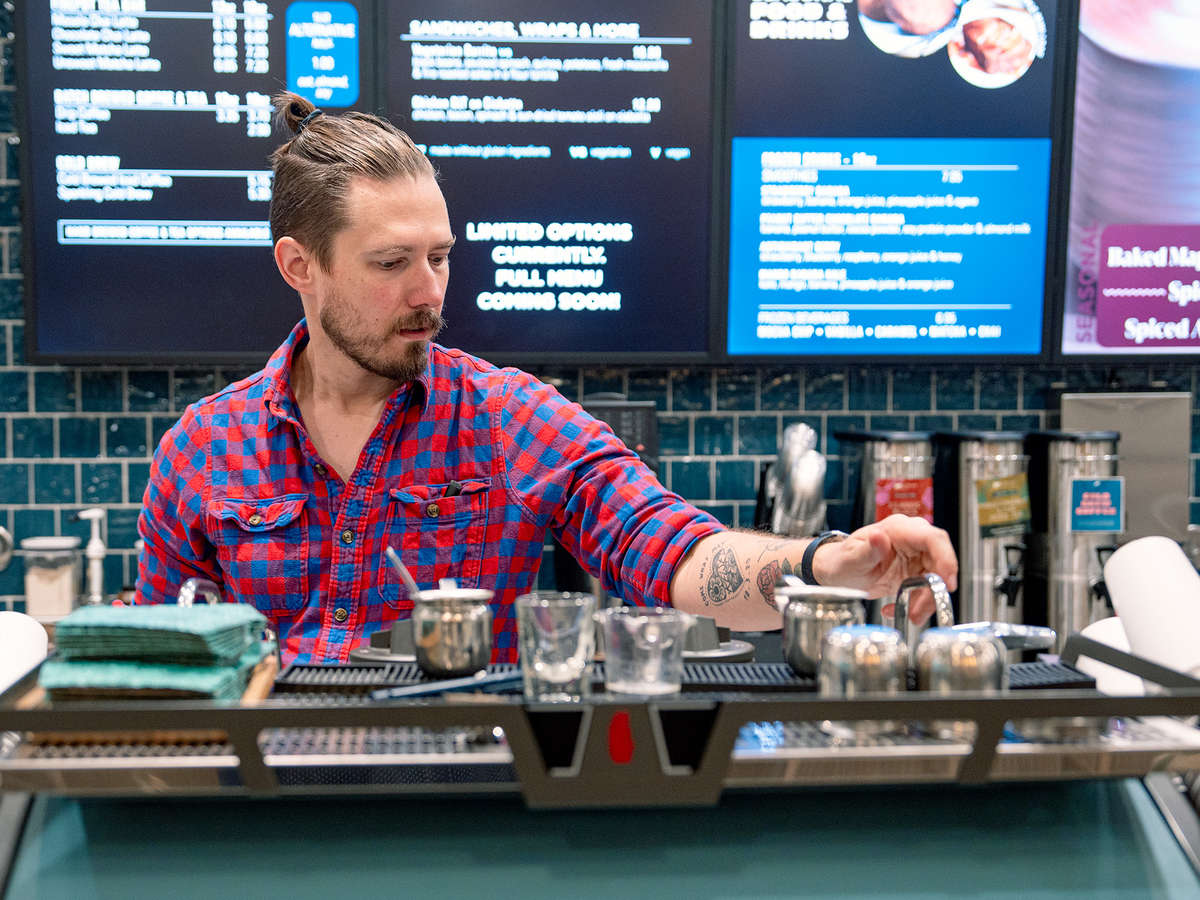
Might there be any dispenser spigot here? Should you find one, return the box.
[994,543,1025,609]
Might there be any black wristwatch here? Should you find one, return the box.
[800,530,848,585]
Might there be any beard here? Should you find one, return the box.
[319,288,446,382]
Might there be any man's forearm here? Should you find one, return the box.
[669,531,820,631]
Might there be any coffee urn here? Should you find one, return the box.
[835,430,935,627]
[1024,430,1122,652]
[835,430,936,532]
[932,431,1030,626]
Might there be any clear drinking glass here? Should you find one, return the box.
[516,592,597,702]
[596,607,695,696]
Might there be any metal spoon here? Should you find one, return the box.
[384,546,421,598]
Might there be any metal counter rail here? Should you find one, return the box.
[2,633,1199,808]
[4,686,1200,808]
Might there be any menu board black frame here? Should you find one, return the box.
[15,0,1081,367]
[717,0,1081,365]
[378,0,723,365]
[16,0,726,367]
[16,0,382,366]
[1052,2,1200,363]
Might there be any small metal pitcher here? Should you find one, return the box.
[776,580,868,676]
[412,588,494,678]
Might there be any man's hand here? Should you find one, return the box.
[812,515,958,619]
[670,515,958,630]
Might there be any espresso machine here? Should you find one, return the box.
[932,431,1030,627]
[1024,430,1122,652]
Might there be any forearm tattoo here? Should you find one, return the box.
[756,543,804,608]
[700,545,745,606]
[695,537,804,610]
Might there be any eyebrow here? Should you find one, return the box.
[366,237,457,256]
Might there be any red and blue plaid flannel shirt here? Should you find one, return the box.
[136,321,724,665]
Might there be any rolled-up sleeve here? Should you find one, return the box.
[496,370,725,606]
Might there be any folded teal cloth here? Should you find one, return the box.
[38,641,274,701]
[54,604,267,666]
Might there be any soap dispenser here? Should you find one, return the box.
[77,507,107,606]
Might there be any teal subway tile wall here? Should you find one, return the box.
[1,19,1198,609]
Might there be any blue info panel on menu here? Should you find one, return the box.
[726,136,1051,357]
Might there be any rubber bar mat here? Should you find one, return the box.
[1008,661,1096,690]
[275,661,1087,696]
[274,663,519,694]
[595,661,818,692]
[276,661,817,694]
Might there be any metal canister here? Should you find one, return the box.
[932,431,1030,626]
[915,626,1007,740]
[819,624,908,739]
[411,588,495,677]
[1025,431,1120,651]
[776,583,868,676]
[834,430,935,532]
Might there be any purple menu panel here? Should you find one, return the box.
[1097,224,1200,349]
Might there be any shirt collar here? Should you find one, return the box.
[262,319,434,426]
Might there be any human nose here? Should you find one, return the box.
[405,259,446,308]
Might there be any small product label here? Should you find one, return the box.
[875,477,934,523]
[1069,477,1125,533]
[976,472,1032,539]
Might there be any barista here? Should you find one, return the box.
[135,93,958,665]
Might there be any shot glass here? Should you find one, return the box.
[516,591,597,702]
[596,607,695,696]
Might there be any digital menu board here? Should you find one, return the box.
[1059,0,1200,358]
[18,0,375,362]
[725,0,1073,359]
[19,0,716,363]
[384,0,716,360]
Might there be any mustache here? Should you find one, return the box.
[393,310,446,335]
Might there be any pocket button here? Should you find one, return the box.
[247,513,264,526]
[425,502,440,518]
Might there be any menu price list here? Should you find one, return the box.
[726,136,1050,357]
[22,0,370,356]
[385,0,715,357]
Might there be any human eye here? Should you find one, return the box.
[377,258,405,271]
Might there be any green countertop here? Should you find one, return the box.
[5,779,1199,899]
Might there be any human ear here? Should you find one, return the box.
[274,236,315,292]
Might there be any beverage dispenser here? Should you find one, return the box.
[932,431,1030,626]
[835,430,936,532]
[1024,431,1122,652]
[835,430,935,628]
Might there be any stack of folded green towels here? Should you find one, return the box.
[39,604,273,702]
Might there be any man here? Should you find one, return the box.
[137,93,957,665]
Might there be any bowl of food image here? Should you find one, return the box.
[857,0,964,58]
[947,0,1046,87]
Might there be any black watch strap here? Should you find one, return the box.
[800,530,848,585]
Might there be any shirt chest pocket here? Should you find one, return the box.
[210,493,310,615]
[376,478,490,610]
